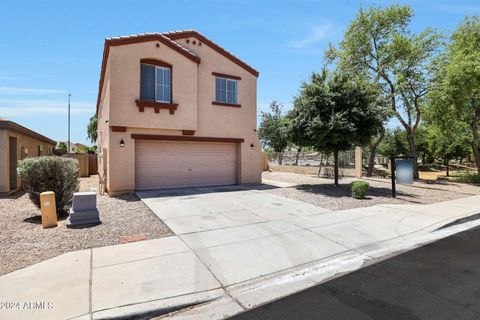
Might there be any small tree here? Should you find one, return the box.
[18,157,80,217]
[378,128,409,157]
[290,70,383,186]
[426,123,470,176]
[57,141,67,151]
[87,114,98,144]
[258,101,290,164]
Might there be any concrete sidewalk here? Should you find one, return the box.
[1,192,480,320]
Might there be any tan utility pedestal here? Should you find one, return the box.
[40,191,57,228]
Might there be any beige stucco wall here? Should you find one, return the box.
[99,37,262,194]
[0,129,55,193]
[97,56,111,189]
[108,43,198,130]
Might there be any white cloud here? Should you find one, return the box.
[289,22,334,49]
[0,99,94,117]
[0,75,21,80]
[0,86,68,95]
[438,4,480,14]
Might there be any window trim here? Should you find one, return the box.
[212,72,241,80]
[140,59,173,104]
[213,73,241,107]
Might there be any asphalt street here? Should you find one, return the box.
[230,226,480,320]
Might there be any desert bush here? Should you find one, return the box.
[455,172,480,184]
[18,156,79,216]
[352,181,369,199]
[378,170,388,178]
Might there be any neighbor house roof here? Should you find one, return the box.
[0,118,56,145]
[96,30,259,114]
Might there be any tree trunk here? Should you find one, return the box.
[366,129,385,177]
[295,148,302,166]
[471,141,480,175]
[406,133,419,179]
[317,154,323,177]
[334,151,339,186]
[445,157,450,177]
[278,152,283,165]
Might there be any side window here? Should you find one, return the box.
[140,62,172,103]
[215,77,238,104]
[226,79,237,104]
[155,67,171,103]
[215,77,226,102]
[38,145,43,156]
[140,64,155,101]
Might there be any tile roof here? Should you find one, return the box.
[96,30,259,113]
[0,119,56,145]
[105,32,200,63]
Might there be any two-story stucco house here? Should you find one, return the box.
[96,30,263,195]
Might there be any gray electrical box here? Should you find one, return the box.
[66,192,101,228]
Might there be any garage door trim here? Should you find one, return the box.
[135,140,238,190]
[131,134,244,143]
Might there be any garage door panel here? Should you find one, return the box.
[135,141,237,190]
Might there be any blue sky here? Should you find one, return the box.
[1,0,479,145]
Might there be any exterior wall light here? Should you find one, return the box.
[120,139,125,147]
[250,143,255,150]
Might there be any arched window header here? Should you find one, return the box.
[140,58,172,68]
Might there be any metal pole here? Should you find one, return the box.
[68,93,71,153]
[390,156,396,198]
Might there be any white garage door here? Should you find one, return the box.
[135,140,237,190]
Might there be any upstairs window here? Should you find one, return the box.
[140,61,172,103]
[215,77,238,104]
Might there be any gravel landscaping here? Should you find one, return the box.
[0,190,173,276]
[264,171,480,211]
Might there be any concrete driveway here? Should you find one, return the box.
[137,185,331,235]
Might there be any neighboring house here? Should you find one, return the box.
[0,118,56,193]
[96,30,263,195]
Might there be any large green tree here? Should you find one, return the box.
[258,101,290,164]
[290,70,383,185]
[87,114,98,144]
[428,16,480,173]
[328,5,441,178]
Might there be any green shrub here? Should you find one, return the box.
[455,172,480,184]
[352,181,369,199]
[18,156,80,216]
[378,170,388,178]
